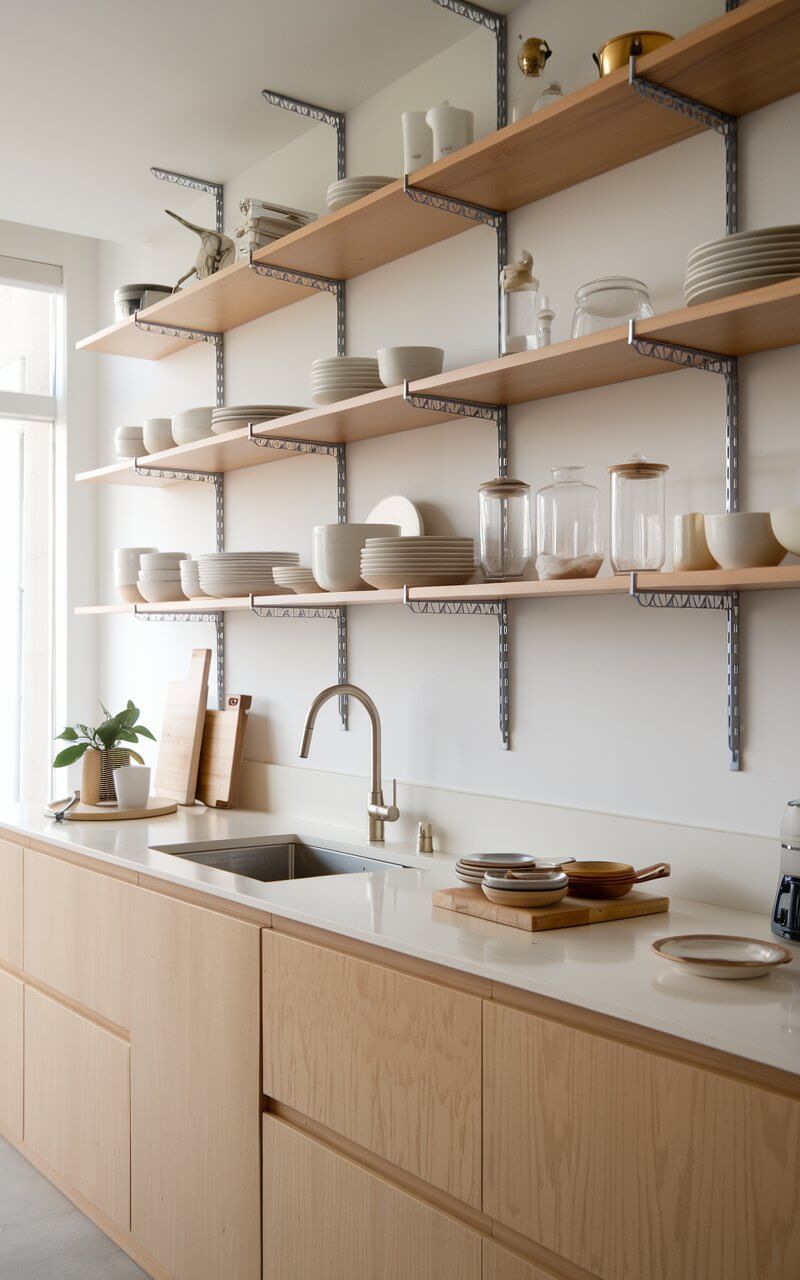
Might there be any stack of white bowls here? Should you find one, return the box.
[138,551,188,603]
[684,224,800,306]
[143,418,174,454]
[115,426,144,459]
[210,405,305,436]
[172,407,214,445]
[377,346,444,386]
[311,357,383,405]
[197,551,300,597]
[360,536,475,589]
[114,547,157,604]
[179,559,206,599]
[325,176,394,212]
[272,566,326,594]
[313,523,399,591]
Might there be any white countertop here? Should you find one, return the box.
[5,802,799,1077]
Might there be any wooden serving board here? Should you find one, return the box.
[432,885,669,932]
[47,796,178,821]
[154,648,211,805]
[196,694,252,809]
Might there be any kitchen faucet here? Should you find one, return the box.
[298,683,400,843]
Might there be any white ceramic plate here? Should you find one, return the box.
[687,224,800,262]
[685,273,799,305]
[688,238,800,267]
[685,259,800,288]
[362,570,475,588]
[686,246,800,275]
[652,934,793,979]
[459,854,537,868]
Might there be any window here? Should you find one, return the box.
[0,255,61,803]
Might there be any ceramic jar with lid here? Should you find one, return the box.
[609,454,669,572]
[535,467,604,579]
[479,477,532,581]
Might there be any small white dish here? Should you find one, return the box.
[652,934,793,979]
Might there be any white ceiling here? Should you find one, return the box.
[1,0,516,243]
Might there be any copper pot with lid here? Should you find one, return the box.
[592,30,674,77]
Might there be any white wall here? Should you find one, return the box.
[89,0,800,881]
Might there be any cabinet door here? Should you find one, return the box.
[24,987,130,1228]
[484,1002,800,1280]
[24,848,131,1027]
[0,836,23,967]
[0,968,23,1137]
[130,888,261,1280]
[263,1116,481,1280]
[263,931,482,1207]
[482,1241,559,1280]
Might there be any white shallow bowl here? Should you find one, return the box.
[770,506,800,556]
[377,346,444,386]
[138,581,187,603]
[172,407,214,444]
[652,934,793,979]
[142,418,174,454]
[313,523,399,592]
[704,513,786,569]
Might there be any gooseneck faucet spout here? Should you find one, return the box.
[299,683,399,843]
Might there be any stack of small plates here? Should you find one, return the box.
[211,405,305,436]
[360,536,475,589]
[311,356,383,405]
[325,176,394,212]
[272,566,326,594]
[138,552,188,603]
[179,559,206,599]
[455,854,537,885]
[684,224,800,306]
[197,552,300,597]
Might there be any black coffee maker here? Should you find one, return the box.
[772,800,800,943]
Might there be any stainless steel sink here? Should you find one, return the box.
[152,838,403,884]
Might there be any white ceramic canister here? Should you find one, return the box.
[401,111,433,173]
[673,513,717,571]
[425,102,474,161]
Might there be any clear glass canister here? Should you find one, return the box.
[572,277,654,338]
[500,251,541,355]
[479,477,532,581]
[609,455,669,573]
[535,467,604,579]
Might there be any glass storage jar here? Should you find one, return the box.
[609,454,669,572]
[572,277,654,338]
[535,467,604,579]
[500,251,541,355]
[479,477,532,581]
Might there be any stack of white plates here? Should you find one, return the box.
[114,546,157,604]
[115,426,144,460]
[197,551,300,597]
[311,356,382,405]
[360,536,475,589]
[172,407,214,445]
[272,566,326,594]
[455,854,537,886]
[179,559,206,600]
[684,225,800,306]
[138,552,188,603]
[211,405,305,436]
[325,176,394,213]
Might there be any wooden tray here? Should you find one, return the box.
[432,885,669,932]
[47,796,178,821]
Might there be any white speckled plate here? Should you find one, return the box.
[652,934,793,979]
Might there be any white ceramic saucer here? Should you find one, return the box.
[652,934,793,979]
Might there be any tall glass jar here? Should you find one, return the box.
[479,477,532,581]
[609,455,669,572]
[500,251,541,355]
[535,467,604,579]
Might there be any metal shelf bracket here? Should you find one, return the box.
[248,597,349,730]
[432,0,507,130]
[402,586,510,749]
[628,56,738,234]
[133,462,225,552]
[247,424,347,523]
[133,316,225,407]
[402,380,508,476]
[133,609,225,711]
[150,167,224,234]
[246,255,345,355]
[261,90,346,181]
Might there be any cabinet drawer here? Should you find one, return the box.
[483,1241,559,1280]
[24,987,130,1229]
[263,1116,481,1280]
[0,837,23,967]
[262,930,482,1207]
[484,1002,800,1280]
[24,848,130,1027]
[0,968,23,1138]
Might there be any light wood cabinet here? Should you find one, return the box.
[0,967,23,1138]
[263,1115,481,1280]
[483,1002,800,1280]
[0,836,24,968]
[482,1241,559,1280]
[24,986,130,1228]
[130,887,261,1280]
[262,930,482,1207]
[24,847,131,1027]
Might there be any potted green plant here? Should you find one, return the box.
[53,701,156,804]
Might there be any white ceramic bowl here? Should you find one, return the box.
[143,418,174,454]
[140,551,188,568]
[138,568,184,582]
[704,513,786,569]
[313,523,400,592]
[770,506,800,556]
[115,441,143,459]
[116,584,144,604]
[138,580,187,603]
[115,425,145,438]
[172,407,213,444]
[377,346,445,387]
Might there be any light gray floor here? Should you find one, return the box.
[0,1137,147,1279]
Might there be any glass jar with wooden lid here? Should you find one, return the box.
[609,454,669,572]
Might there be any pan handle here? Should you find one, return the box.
[633,862,671,883]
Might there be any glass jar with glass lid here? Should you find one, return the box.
[535,467,604,579]
[479,477,532,581]
[609,454,669,573]
[572,277,654,338]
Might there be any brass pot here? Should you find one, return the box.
[592,30,674,77]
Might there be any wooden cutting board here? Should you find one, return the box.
[432,885,669,932]
[196,695,252,809]
[47,796,178,821]
[154,648,211,805]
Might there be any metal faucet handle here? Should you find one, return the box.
[384,778,400,823]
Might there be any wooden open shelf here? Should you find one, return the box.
[75,0,800,362]
[76,277,800,486]
[75,565,800,615]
